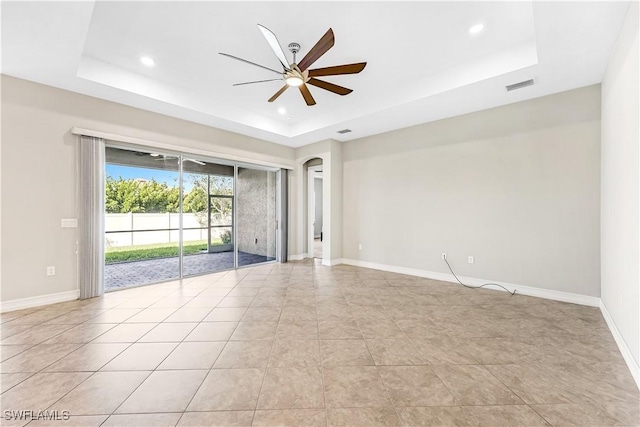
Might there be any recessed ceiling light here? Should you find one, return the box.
[140,56,155,67]
[277,107,286,115]
[469,23,485,35]
[149,153,160,157]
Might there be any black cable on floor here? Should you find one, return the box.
[443,257,516,296]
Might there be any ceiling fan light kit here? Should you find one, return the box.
[220,24,367,106]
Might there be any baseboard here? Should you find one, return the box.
[288,253,307,261]
[339,258,600,307]
[599,300,640,389]
[321,258,344,267]
[0,289,80,313]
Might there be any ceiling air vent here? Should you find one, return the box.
[506,79,534,92]
[337,129,352,134]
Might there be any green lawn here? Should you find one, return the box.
[105,240,221,264]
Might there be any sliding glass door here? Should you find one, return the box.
[104,146,279,290]
[104,148,181,290]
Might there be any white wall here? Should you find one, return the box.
[0,75,295,303]
[601,1,639,378]
[343,85,601,297]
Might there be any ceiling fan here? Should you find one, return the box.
[219,24,367,106]
[149,154,205,165]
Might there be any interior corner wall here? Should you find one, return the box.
[342,85,601,297]
[0,75,295,305]
[601,2,640,371]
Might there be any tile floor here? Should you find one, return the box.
[1,260,638,427]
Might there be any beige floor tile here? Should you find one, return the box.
[42,323,117,344]
[218,296,255,308]
[159,341,225,370]
[242,307,282,322]
[1,324,76,345]
[185,322,238,341]
[231,322,278,340]
[44,343,130,372]
[0,372,91,412]
[433,365,523,406]
[323,366,392,408]
[84,308,142,323]
[187,368,264,411]
[149,296,194,309]
[115,298,162,309]
[396,406,470,427]
[378,366,455,406]
[28,415,108,426]
[116,370,207,413]
[318,320,363,339]
[257,367,325,409]
[0,345,33,362]
[253,409,327,426]
[365,339,427,365]
[50,371,150,415]
[1,324,35,341]
[91,323,156,343]
[485,364,579,405]
[103,413,183,427]
[123,308,177,323]
[269,340,321,367]
[101,342,177,370]
[320,340,374,367]
[410,337,478,365]
[531,403,620,426]
[213,340,273,368]
[0,372,33,393]
[177,411,254,426]
[0,343,81,373]
[138,322,198,342]
[462,405,550,426]
[184,296,224,308]
[327,408,401,427]
[164,307,212,322]
[205,307,247,321]
[275,321,319,340]
[356,318,406,339]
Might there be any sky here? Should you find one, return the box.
[106,164,195,191]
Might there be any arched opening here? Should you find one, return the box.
[302,157,326,262]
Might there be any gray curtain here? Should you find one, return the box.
[277,169,288,263]
[78,136,105,299]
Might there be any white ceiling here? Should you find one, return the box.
[1,1,630,147]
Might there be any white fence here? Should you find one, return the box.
[105,213,212,248]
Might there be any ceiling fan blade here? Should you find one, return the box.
[299,84,317,106]
[308,62,367,77]
[297,28,335,72]
[219,53,283,76]
[268,85,289,103]
[307,78,352,96]
[233,78,282,86]
[185,158,206,166]
[257,24,291,71]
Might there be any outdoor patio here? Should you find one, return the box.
[105,251,275,290]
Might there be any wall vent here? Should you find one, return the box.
[337,129,352,134]
[506,79,534,92]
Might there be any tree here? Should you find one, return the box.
[105,177,179,213]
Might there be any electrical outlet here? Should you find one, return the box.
[46,266,56,276]
[358,243,363,251]
[441,253,447,260]
[468,256,474,264]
